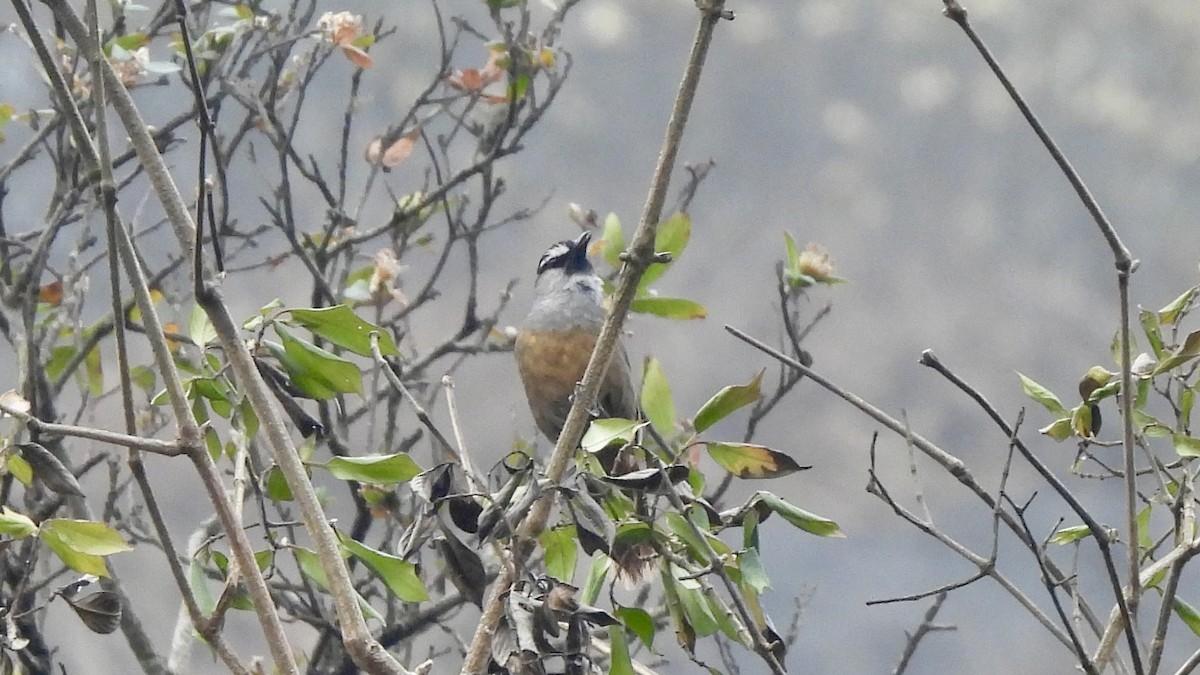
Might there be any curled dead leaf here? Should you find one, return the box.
[340,45,373,69]
[38,280,64,306]
[365,128,420,169]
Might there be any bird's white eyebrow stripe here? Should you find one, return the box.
[537,241,572,273]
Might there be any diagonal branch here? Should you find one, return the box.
[459,2,733,672]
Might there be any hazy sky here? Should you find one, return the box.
[4,0,1200,672]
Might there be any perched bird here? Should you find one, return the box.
[515,232,656,583]
[515,231,638,445]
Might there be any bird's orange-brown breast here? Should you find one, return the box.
[515,328,599,401]
[515,328,601,438]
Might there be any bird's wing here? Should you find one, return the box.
[598,340,639,422]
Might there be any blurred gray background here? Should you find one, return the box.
[4,0,1200,672]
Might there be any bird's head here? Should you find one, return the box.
[536,231,594,277]
[528,230,604,321]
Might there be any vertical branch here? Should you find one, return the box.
[938,2,1141,670]
[82,0,202,671]
[170,0,222,283]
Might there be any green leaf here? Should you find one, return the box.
[1175,597,1200,637]
[784,231,802,279]
[742,507,760,550]
[238,396,260,440]
[675,582,718,636]
[581,555,612,606]
[324,453,421,485]
[637,212,691,293]
[342,266,375,303]
[507,73,530,101]
[666,512,711,561]
[109,32,149,54]
[1140,309,1166,358]
[130,365,156,392]
[694,370,764,433]
[1016,372,1066,417]
[630,296,708,320]
[41,520,133,577]
[293,546,386,623]
[1153,330,1200,376]
[540,525,578,582]
[739,548,770,594]
[581,418,645,454]
[660,566,696,653]
[1159,286,1199,325]
[44,345,76,382]
[189,555,217,615]
[609,627,634,675]
[293,546,332,589]
[6,455,32,486]
[1173,433,1200,458]
[1136,376,1151,409]
[85,344,103,397]
[189,304,217,347]
[263,465,294,501]
[1145,566,1168,591]
[243,299,284,332]
[1078,366,1115,401]
[1134,410,1172,438]
[616,605,656,650]
[1049,524,1093,545]
[0,507,36,537]
[286,305,399,357]
[706,442,808,479]
[1138,504,1153,552]
[187,377,234,417]
[43,540,106,577]
[602,213,625,268]
[337,531,428,602]
[754,491,844,537]
[41,519,133,555]
[641,357,677,436]
[1040,416,1076,441]
[1110,329,1134,370]
[267,324,363,398]
[1071,403,1097,438]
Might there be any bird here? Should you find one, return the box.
[514,232,657,583]
[515,231,638,447]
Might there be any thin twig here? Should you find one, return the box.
[1,406,184,456]
[918,349,1139,671]
[892,592,954,675]
[725,325,1107,643]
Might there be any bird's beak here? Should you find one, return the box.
[573,231,592,251]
